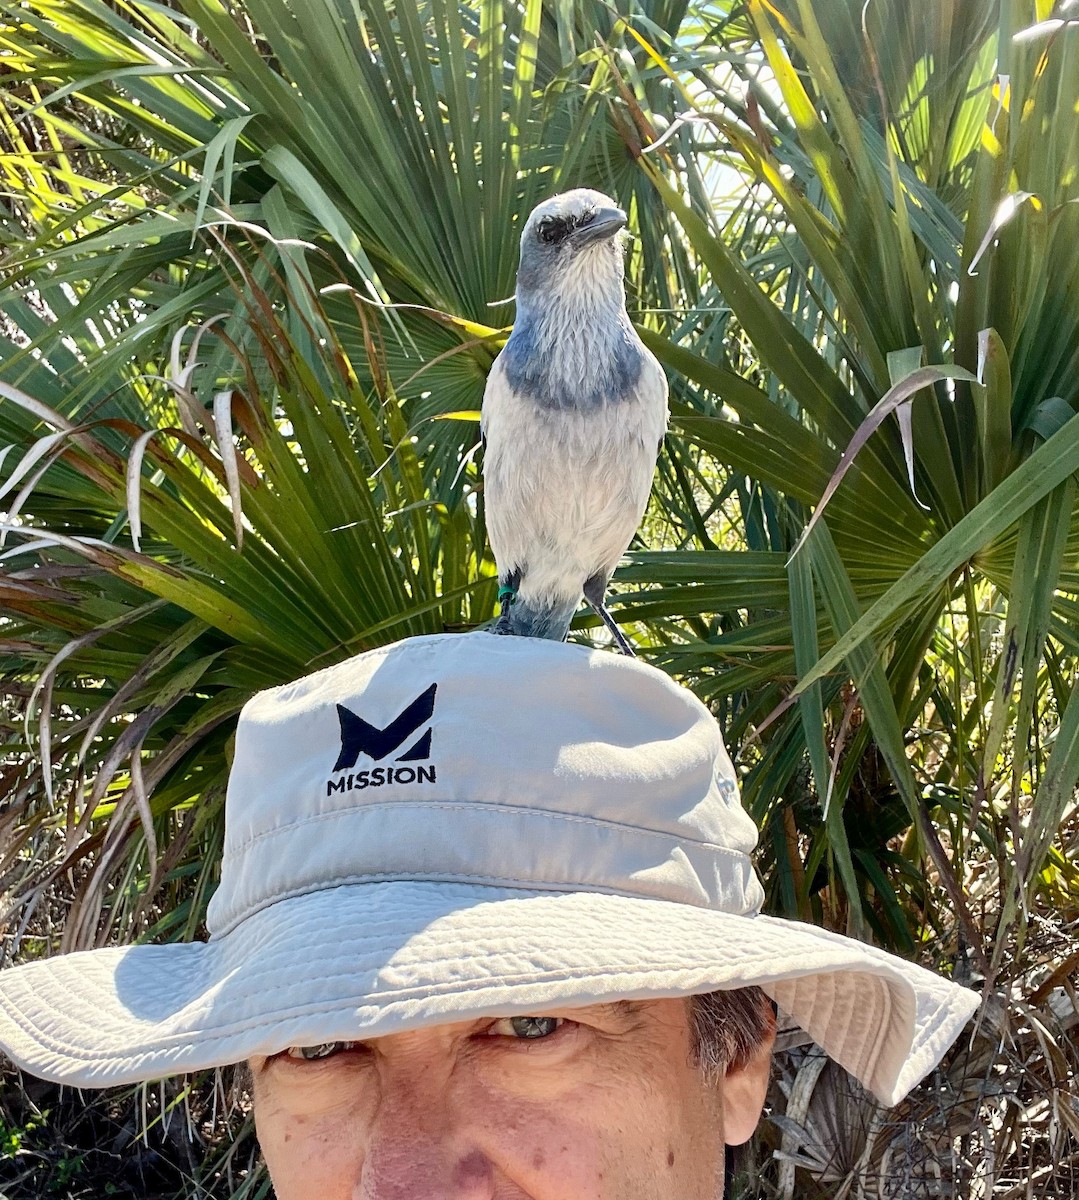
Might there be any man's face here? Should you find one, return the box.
[250,998,772,1199]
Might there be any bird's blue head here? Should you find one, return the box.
[514,188,628,316]
[501,189,642,409]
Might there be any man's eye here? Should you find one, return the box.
[284,1041,357,1061]
[490,1016,564,1040]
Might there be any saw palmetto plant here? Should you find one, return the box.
[0,0,1077,1195]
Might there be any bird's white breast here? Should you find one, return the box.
[482,349,668,608]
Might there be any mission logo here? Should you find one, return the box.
[327,683,437,795]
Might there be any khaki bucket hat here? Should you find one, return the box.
[0,632,977,1103]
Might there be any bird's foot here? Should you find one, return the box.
[608,623,637,657]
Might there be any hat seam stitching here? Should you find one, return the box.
[6,956,883,1061]
[220,799,749,863]
[210,871,761,938]
[859,973,892,1085]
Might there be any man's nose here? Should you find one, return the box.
[356,1082,495,1200]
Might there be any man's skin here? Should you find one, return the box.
[251,998,775,1199]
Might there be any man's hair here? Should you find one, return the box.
[689,986,774,1077]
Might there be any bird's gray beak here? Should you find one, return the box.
[569,206,627,247]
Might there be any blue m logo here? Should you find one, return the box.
[333,683,437,771]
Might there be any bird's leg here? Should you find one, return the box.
[583,573,635,657]
[589,599,636,656]
[495,569,520,634]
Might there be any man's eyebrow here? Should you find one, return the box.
[572,999,650,1022]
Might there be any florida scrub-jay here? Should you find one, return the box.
[481,188,668,653]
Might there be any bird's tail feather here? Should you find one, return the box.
[495,594,578,642]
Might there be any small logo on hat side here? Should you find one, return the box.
[327,683,438,796]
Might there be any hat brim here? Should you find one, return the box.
[0,881,977,1105]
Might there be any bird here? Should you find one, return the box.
[481,188,668,654]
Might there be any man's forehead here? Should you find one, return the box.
[263,999,672,1057]
[488,999,654,1023]
[247,999,680,1071]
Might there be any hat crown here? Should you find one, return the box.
[208,633,764,937]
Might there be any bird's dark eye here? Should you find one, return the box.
[537,216,571,244]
